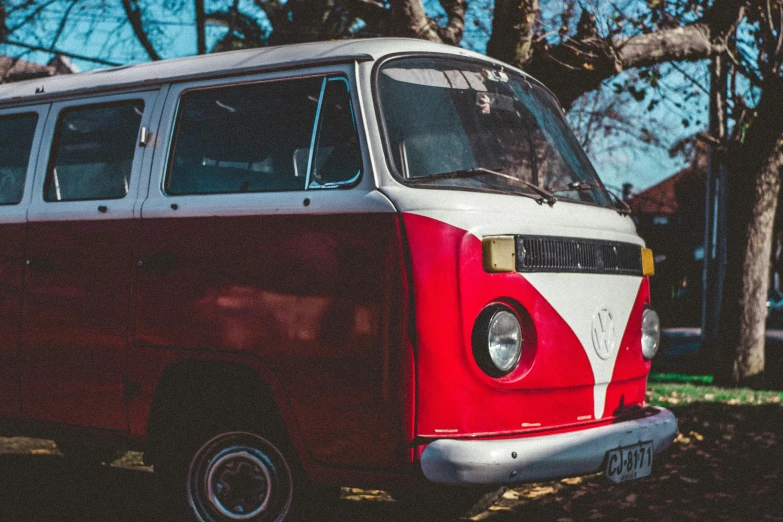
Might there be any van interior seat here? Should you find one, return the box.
[167,162,303,195]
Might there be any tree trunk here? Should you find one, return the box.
[195,0,206,54]
[390,0,465,44]
[435,0,465,45]
[715,84,783,386]
[391,0,444,42]
[486,0,538,66]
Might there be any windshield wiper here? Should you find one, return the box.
[549,181,630,215]
[607,190,632,216]
[407,167,557,206]
[552,180,597,192]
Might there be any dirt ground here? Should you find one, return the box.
[0,401,781,521]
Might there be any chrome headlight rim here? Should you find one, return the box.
[641,307,661,360]
[472,303,523,378]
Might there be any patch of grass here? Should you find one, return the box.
[647,374,783,407]
[648,372,714,384]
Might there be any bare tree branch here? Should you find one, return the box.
[121,0,161,61]
[6,0,61,36]
[524,1,747,109]
[49,0,78,52]
[3,39,120,66]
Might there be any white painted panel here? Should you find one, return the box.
[523,273,643,419]
[382,186,643,246]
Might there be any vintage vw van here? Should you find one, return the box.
[0,38,676,521]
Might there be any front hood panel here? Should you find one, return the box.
[393,189,651,438]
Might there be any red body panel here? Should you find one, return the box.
[133,213,413,470]
[402,213,650,438]
[20,220,134,430]
[604,277,652,413]
[0,222,24,417]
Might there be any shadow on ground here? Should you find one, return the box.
[1,401,781,521]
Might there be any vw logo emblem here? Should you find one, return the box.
[591,306,616,360]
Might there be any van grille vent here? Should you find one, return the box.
[515,236,643,275]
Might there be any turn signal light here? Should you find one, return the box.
[642,247,655,276]
[482,236,516,273]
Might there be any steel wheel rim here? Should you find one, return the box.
[205,448,273,519]
[187,432,293,522]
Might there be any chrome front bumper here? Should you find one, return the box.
[420,407,677,485]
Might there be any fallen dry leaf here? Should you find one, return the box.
[520,486,557,499]
[501,490,520,500]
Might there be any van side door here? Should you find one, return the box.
[21,91,159,430]
[0,106,48,419]
[133,69,411,469]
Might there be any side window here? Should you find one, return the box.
[166,75,361,195]
[0,114,38,205]
[44,101,144,202]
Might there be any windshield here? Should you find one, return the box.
[376,56,612,207]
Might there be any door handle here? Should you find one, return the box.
[138,252,178,276]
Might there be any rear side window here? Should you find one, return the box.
[166,75,361,195]
[0,113,38,205]
[44,101,144,202]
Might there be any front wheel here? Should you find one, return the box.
[183,431,294,522]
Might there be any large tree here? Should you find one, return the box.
[2,0,780,385]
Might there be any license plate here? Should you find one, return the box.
[605,441,653,484]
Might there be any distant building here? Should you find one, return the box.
[627,149,706,327]
[627,144,783,328]
[0,54,76,83]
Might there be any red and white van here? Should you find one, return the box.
[0,38,676,521]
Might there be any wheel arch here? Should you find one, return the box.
[144,358,292,467]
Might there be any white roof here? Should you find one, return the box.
[0,38,499,107]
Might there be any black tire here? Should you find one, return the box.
[187,431,294,521]
[158,428,295,522]
[156,408,339,521]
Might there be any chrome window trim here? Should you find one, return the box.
[307,77,362,190]
[305,78,328,191]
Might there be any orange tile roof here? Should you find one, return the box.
[627,166,697,215]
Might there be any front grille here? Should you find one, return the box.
[515,236,643,275]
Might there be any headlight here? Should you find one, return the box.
[641,308,660,360]
[473,305,523,377]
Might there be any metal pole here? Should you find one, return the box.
[702,53,728,356]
